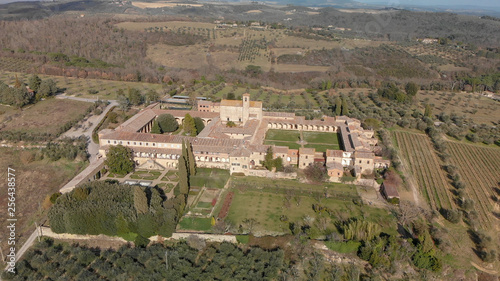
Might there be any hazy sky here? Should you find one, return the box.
[356,0,500,8]
[1,0,500,8]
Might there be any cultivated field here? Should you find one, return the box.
[0,98,91,135]
[393,131,455,210]
[446,141,500,229]
[0,147,87,261]
[417,90,499,125]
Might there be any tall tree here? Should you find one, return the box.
[193,117,205,135]
[151,120,162,134]
[187,141,196,175]
[178,154,189,194]
[424,104,433,118]
[157,114,178,133]
[341,97,349,116]
[334,97,342,116]
[28,74,42,92]
[36,79,57,100]
[105,145,134,175]
[133,186,149,215]
[405,82,419,96]
[128,87,143,106]
[264,146,274,171]
[183,113,196,136]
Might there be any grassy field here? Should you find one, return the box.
[0,147,87,260]
[178,217,212,231]
[446,141,500,230]
[189,168,230,189]
[0,98,91,135]
[225,184,396,234]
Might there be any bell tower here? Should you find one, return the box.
[242,93,250,123]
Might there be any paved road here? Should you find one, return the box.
[56,94,118,162]
[2,95,117,277]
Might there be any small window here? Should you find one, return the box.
[359,160,362,164]
[367,160,370,164]
[153,143,155,146]
[127,142,130,145]
[107,140,110,144]
[134,142,136,145]
[113,141,116,144]
[146,143,149,146]
[140,142,142,146]
[227,117,230,121]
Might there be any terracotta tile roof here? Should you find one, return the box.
[274,145,289,154]
[152,109,218,119]
[299,147,315,155]
[118,109,157,132]
[326,149,343,157]
[382,181,400,198]
[230,146,252,157]
[374,157,391,164]
[218,119,260,135]
[220,99,262,108]
[354,151,375,159]
[263,112,295,117]
[339,126,354,152]
[288,149,298,156]
[101,131,243,149]
[327,162,343,170]
[249,144,270,153]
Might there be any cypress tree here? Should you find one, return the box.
[183,113,197,136]
[334,97,342,116]
[151,120,162,134]
[178,155,189,194]
[341,97,349,116]
[187,141,196,175]
[134,186,148,215]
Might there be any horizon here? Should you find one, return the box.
[1,0,500,9]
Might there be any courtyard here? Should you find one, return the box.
[264,129,341,152]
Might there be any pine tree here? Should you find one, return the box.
[334,97,342,116]
[151,120,162,134]
[134,186,149,215]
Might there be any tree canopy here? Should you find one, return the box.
[157,114,179,133]
[105,145,134,175]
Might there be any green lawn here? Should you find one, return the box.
[265,129,301,142]
[178,217,212,231]
[130,170,161,180]
[226,186,397,234]
[189,168,230,189]
[264,140,301,150]
[303,132,340,145]
[304,143,340,152]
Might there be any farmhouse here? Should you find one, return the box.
[99,94,388,181]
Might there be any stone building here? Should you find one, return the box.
[99,94,389,182]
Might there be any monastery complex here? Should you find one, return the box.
[99,94,390,182]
